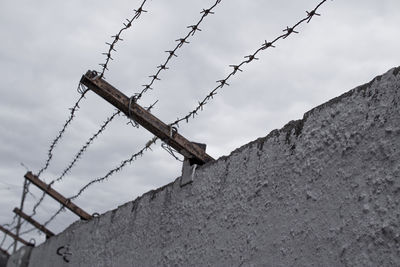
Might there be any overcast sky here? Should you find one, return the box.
[1,0,399,250]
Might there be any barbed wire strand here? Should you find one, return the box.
[22,0,223,225]
[36,90,89,178]
[1,0,150,239]
[23,1,154,220]
[170,0,327,128]
[132,0,222,101]
[76,0,328,195]
[19,0,327,237]
[69,136,158,201]
[19,136,158,236]
[99,0,148,79]
[34,1,151,178]
[79,0,327,188]
[28,111,121,218]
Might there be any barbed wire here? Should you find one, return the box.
[19,136,158,234]
[132,0,222,102]
[15,0,328,241]
[23,0,222,224]
[69,136,158,201]
[36,90,89,178]
[99,0,148,79]
[21,0,327,231]
[0,0,151,242]
[34,1,151,179]
[169,0,327,128]
[28,111,121,218]
[21,1,155,222]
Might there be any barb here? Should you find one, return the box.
[34,0,224,222]
[29,111,121,218]
[22,0,326,233]
[132,0,222,102]
[170,0,328,127]
[52,110,121,185]
[99,0,148,78]
[69,136,158,201]
[32,137,158,228]
[36,90,89,178]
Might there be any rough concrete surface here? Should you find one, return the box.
[6,246,32,267]
[26,67,400,267]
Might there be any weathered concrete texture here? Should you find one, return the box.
[0,250,8,267]
[28,67,400,267]
[7,247,32,267]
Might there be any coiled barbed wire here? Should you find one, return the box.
[19,0,327,236]
[99,0,148,78]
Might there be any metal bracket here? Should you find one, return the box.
[180,143,206,187]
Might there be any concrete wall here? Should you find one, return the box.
[0,250,8,267]
[6,247,32,267]
[26,67,400,266]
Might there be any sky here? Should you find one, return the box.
[0,0,399,250]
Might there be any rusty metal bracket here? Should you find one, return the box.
[24,172,92,220]
[80,70,214,165]
[180,143,206,187]
[13,208,55,239]
[0,225,34,247]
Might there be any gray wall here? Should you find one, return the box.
[27,67,400,266]
[6,246,32,267]
[0,250,8,267]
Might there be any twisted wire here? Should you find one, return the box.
[28,111,121,217]
[35,0,223,216]
[25,1,152,218]
[17,0,327,236]
[36,90,89,178]
[23,0,219,222]
[35,0,150,179]
[99,0,148,78]
[132,0,222,101]
[169,0,327,128]
[69,136,158,201]
[20,137,158,231]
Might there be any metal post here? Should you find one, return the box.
[24,172,92,220]
[13,179,28,252]
[80,70,214,165]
